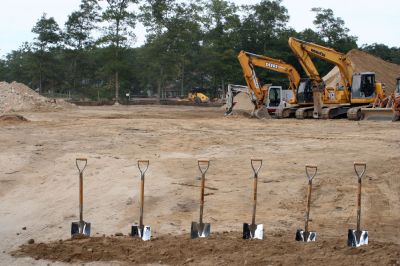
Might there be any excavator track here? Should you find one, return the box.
[321,106,350,119]
[275,106,298,118]
[295,107,314,119]
[347,107,362,120]
[347,105,373,120]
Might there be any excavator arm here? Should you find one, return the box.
[289,37,353,99]
[237,51,301,105]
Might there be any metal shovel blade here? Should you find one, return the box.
[347,229,368,247]
[131,224,151,241]
[71,221,91,237]
[243,223,263,240]
[190,222,210,239]
[295,229,316,242]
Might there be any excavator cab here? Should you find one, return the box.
[351,72,376,101]
[296,79,314,105]
[396,77,400,97]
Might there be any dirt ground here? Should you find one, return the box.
[1,105,400,265]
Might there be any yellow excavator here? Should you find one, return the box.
[288,37,385,119]
[237,50,312,118]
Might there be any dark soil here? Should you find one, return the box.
[11,232,400,265]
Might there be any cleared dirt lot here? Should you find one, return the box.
[1,105,400,265]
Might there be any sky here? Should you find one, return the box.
[0,0,399,58]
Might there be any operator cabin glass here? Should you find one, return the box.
[396,79,400,93]
[297,80,313,104]
[269,87,281,107]
[351,74,375,98]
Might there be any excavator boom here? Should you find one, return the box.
[237,51,301,105]
[289,37,353,96]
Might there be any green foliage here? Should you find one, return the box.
[361,43,400,65]
[32,13,62,51]
[311,7,357,52]
[98,0,138,100]
[1,0,399,100]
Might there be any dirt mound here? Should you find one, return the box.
[0,114,29,123]
[12,233,400,265]
[323,49,400,93]
[231,92,254,111]
[0,81,74,114]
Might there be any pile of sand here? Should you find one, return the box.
[231,92,255,111]
[323,49,400,93]
[0,81,73,114]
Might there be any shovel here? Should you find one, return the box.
[191,160,211,239]
[131,160,151,241]
[243,159,264,240]
[347,162,368,247]
[71,158,91,237]
[296,165,317,242]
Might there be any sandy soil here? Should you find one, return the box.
[1,105,400,265]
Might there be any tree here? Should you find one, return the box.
[31,13,62,92]
[140,0,203,98]
[99,0,138,102]
[311,7,357,52]
[240,0,289,54]
[65,0,100,49]
[64,0,101,91]
[200,0,241,91]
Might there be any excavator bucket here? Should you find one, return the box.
[359,107,394,121]
[253,106,271,119]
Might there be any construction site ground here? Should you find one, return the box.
[1,105,400,265]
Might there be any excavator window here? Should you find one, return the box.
[396,78,400,94]
[268,87,281,107]
[361,74,375,97]
[296,79,313,104]
[351,74,375,99]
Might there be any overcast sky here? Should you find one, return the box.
[0,0,399,57]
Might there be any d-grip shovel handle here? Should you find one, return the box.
[138,160,149,178]
[251,159,263,177]
[305,165,317,182]
[198,160,210,175]
[76,158,87,174]
[354,162,366,181]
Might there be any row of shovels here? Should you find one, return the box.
[71,158,368,248]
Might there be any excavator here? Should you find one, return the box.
[236,50,311,118]
[288,37,385,119]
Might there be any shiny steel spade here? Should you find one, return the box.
[243,159,264,240]
[191,160,211,239]
[131,160,151,241]
[347,162,368,247]
[296,165,317,242]
[71,158,91,237]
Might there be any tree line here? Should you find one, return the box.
[0,0,399,101]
